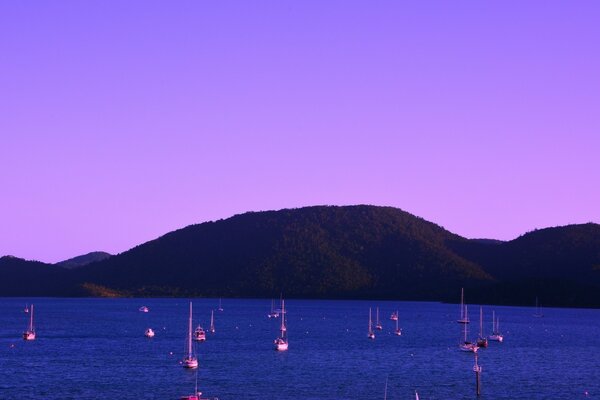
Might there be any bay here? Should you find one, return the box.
[1,298,599,399]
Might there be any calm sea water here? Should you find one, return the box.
[1,298,599,400]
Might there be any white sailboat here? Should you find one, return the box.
[375,307,383,330]
[139,305,149,313]
[476,306,488,348]
[209,310,215,334]
[459,305,478,352]
[23,303,35,340]
[368,307,375,339]
[488,310,504,342]
[145,328,155,338]
[183,302,199,369]
[274,299,288,351]
[389,311,398,321]
[394,310,402,336]
[217,298,224,312]
[194,325,206,342]
[457,288,470,324]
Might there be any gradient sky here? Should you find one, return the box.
[1,1,599,263]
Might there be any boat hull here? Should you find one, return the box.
[23,331,36,341]
[183,357,199,369]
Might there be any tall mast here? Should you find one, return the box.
[463,305,468,342]
[30,304,34,332]
[188,302,193,357]
[280,299,286,337]
[395,311,399,331]
[369,307,372,333]
[460,288,465,320]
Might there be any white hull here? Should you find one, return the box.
[274,339,288,351]
[394,329,402,336]
[368,332,375,339]
[23,331,36,341]
[488,334,503,342]
[183,357,199,369]
[145,328,155,338]
[459,343,479,352]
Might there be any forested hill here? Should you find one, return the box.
[2,205,600,307]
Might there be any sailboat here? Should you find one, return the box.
[476,306,488,348]
[457,288,470,324]
[459,305,478,352]
[274,299,288,351]
[267,299,280,318]
[217,298,224,312]
[488,310,504,342]
[394,310,402,336]
[375,307,383,330]
[23,303,35,340]
[24,304,29,313]
[368,307,375,339]
[533,297,544,318]
[209,310,215,334]
[389,311,398,321]
[194,325,206,342]
[183,302,199,369]
[145,328,155,338]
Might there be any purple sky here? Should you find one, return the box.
[1,1,599,263]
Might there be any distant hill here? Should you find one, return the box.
[2,205,600,307]
[56,251,112,269]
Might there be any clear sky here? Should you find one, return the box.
[1,1,599,263]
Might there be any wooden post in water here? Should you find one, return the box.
[473,352,482,396]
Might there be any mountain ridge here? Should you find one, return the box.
[2,205,599,307]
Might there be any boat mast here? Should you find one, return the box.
[369,307,372,334]
[30,304,34,332]
[188,302,193,358]
[280,299,286,338]
[463,305,468,342]
[460,288,465,321]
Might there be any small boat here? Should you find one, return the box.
[457,288,470,324]
[194,326,206,342]
[476,306,488,348]
[267,299,280,318]
[24,304,29,313]
[394,310,402,336]
[23,303,36,340]
[274,299,288,351]
[389,311,398,321]
[368,307,375,340]
[183,302,198,369]
[145,328,155,338]
[209,310,215,334]
[488,310,504,342]
[139,306,149,313]
[217,298,224,312]
[375,307,383,330]
[459,305,478,352]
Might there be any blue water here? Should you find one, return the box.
[1,298,599,399]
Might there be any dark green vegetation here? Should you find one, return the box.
[2,205,599,307]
